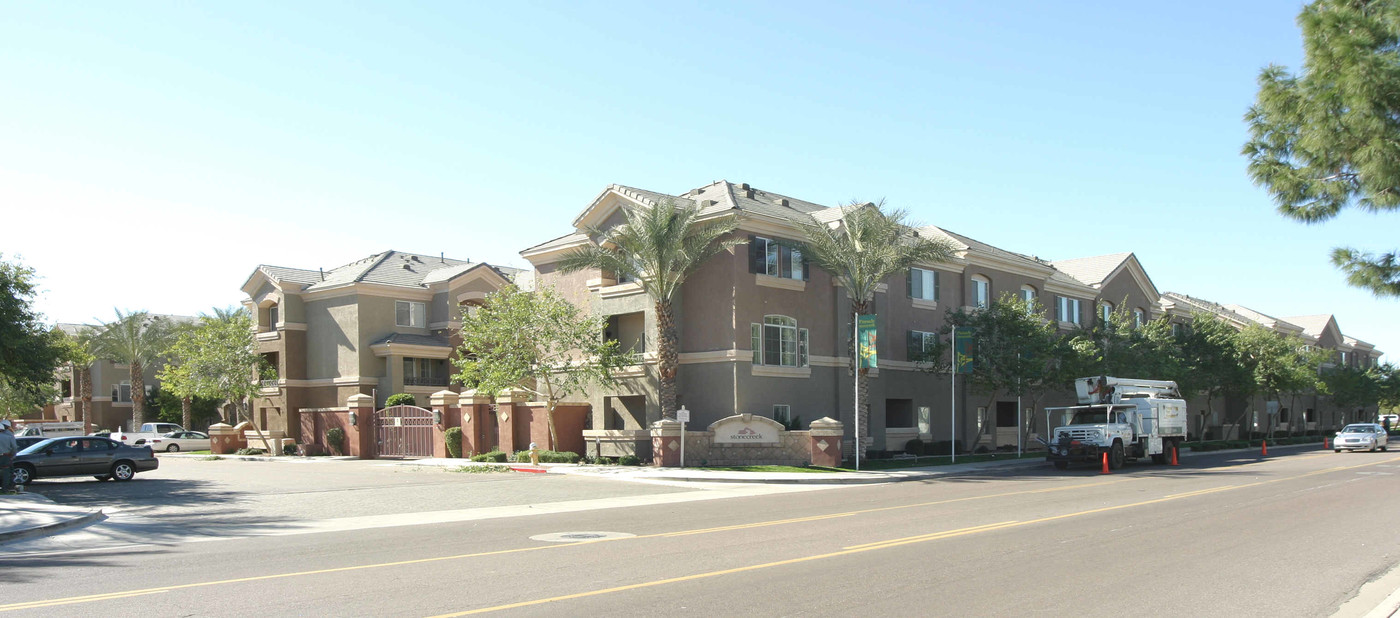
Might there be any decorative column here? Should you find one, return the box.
[808,417,845,468]
[347,393,376,460]
[650,418,682,467]
[459,389,492,456]
[495,389,529,456]
[207,423,236,455]
[430,390,460,459]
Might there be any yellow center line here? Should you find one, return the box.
[430,455,1400,616]
[6,456,1393,614]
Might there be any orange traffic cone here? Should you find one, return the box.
[1261,440,1268,456]
[1101,452,1111,474]
[1324,437,1330,449]
[1170,444,1180,466]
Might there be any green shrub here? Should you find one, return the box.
[200,455,224,461]
[903,438,924,454]
[618,454,641,466]
[283,443,297,456]
[586,456,614,465]
[326,427,346,455]
[471,450,508,462]
[385,393,417,407]
[445,427,463,458]
[450,464,510,474]
[235,448,266,456]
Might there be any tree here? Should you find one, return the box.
[0,375,54,420]
[147,387,221,430]
[1321,364,1384,423]
[156,310,275,452]
[0,255,66,403]
[93,310,175,430]
[928,294,1060,450]
[53,327,98,431]
[1235,324,1316,437]
[1176,314,1252,439]
[452,285,628,450]
[797,201,957,457]
[1244,0,1400,297]
[558,200,742,419]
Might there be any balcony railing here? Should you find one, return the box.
[404,376,449,387]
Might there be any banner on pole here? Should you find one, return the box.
[857,314,878,369]
[954,328,975,374]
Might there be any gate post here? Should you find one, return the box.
[495,389,529,456]
[431,390,460,458]
[459,389,492,456]
[808,417,844,468]
[347,393,377,460]
[650,418,682,467]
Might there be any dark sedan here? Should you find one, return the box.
[11,437,159,484]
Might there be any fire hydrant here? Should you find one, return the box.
[529,442,540,465]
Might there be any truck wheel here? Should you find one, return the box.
[1053,461,1069,470]
[1109,442,1125,469]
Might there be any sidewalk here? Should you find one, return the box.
[394,442,1327,484]
[0,493,105,544]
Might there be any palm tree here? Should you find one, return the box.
[796,201,956,458]
[559,200,742,419]
[94,310,175,430]
[66,327,99,433]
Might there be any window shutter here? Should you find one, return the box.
[802,253,810,281]
[799,328,809,367]
[748,236,762,274]
[932,271,940,301]
[907,330,920,359]
[751,323,761,364]
[907,269,915,298]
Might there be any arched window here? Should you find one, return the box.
[971,275,990,309]
[751,315,808,367]
[1020,285,1037,314]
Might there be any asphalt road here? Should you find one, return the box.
[3,448,1399,617]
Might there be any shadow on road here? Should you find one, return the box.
[907,447,1343,485]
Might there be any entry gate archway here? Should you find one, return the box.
[375,405,434,458]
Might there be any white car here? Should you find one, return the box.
[1333,424,1389,453]
[147,431,211,453]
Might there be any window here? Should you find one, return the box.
[1339,351,1349,365]
[1057,297,1081,325]
[615,256,644,284]
[1100,301,1114,324]
[268,305,279,327]
[1134,308,1145,327]
[403,358,447,386]
[971,276,990,309]
[112,382,132,403]
[751,316,808,367]
[750,237,805,280]
[908,330,938,359]
[396,301,426,327]
[1020,285,1036,303]
[1172,322,1184,337]
[773,404,792,427]
[909,268,939,301]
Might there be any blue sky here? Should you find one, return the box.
[2,2,1395,360]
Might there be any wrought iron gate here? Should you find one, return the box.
[375,405,434,458]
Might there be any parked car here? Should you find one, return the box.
[146,431,211,452]
[11,437,159,484]
[1333,424,1389,453]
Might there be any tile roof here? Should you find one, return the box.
[255,251,513,291]
[1160,292,1253,325]
[1049,253,1133,287]
[1278,314,1335,338]
[1222,304,1302,332]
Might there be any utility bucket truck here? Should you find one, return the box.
[1040,377,1187,470]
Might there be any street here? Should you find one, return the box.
[3,448,1400,616]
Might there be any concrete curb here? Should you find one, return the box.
[0,496,106,544]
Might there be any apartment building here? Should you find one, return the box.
[522,181,1193,454]
[240,250,518,437]
[48,318,192,432]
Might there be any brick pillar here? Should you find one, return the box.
[459,390,492,456]
[430,390,460,458]
[495,389,529,456]
[347,393,376,460]
[808,417,844,468]
[207,423,236,455]
[650,419,682,467]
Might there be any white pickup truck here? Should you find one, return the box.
[111,422,187,446]
[14,421,87,438]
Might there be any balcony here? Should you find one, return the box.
[404,376,449,387]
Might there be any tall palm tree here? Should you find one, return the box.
[796,201,956,457]
[94,310,175,430]
[559,200,742,419]
[66,327,99,433]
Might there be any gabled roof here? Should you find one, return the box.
[1222,304,1305,335]
[1160,292,1255,328]
[247,251,513,294]
[1279,314,1336,338]
[1050,253,1133,287]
